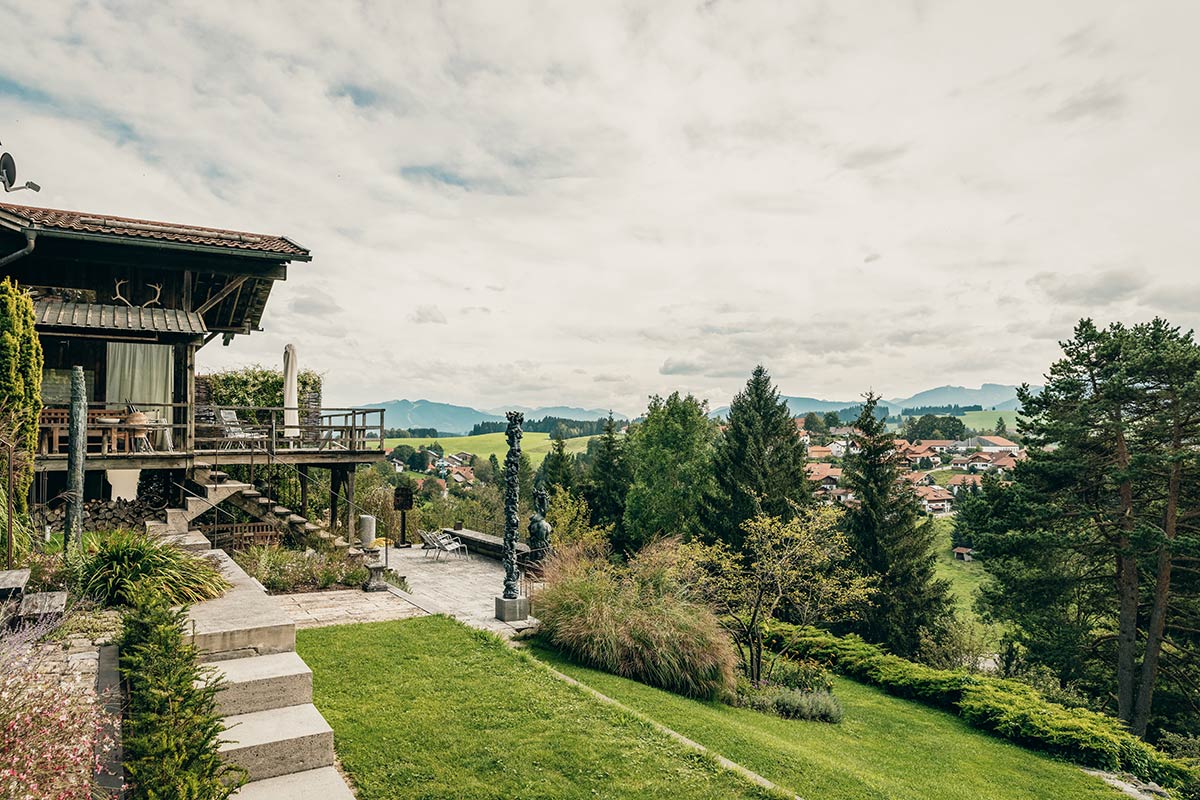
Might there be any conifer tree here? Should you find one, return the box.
[539,425,576,493]
[842,393,952,657]
[994,415,1008,436]
[583,413,631,536]
[701,365,810,550]
[0,278,42,515]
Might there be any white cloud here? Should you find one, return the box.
[1,1,1198,410]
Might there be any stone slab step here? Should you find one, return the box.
[0,568,30,600]
[272,506,291,516]
[219,703,333,782]
[256,497,272,506]
[209,470,229,483]
[212,652,312,716]
[231,767,354,800]
[287,514,307,525]
[240,489,262,498]
[19,591,67,620]
[303,522,320,532]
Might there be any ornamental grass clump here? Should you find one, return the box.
[75,529,229,606]
[534,539,738,700]
[0,616,118,800]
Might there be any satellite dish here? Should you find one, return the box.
[0,151,38,192]
[0,153,14,190]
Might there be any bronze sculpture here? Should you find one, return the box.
[528,484,552,559]
[502,411,523,599]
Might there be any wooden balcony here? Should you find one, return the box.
[35,402,385,471]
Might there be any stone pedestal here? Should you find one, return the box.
[495,595,529,622]
[362,562,390,592]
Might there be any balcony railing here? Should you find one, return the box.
[36,402,385,457]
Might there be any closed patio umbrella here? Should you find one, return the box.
[283,343,300,438]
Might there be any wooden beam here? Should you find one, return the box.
[195,276,248,316]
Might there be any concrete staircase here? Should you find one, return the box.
[186,547,354,798]
[138,466,356,797]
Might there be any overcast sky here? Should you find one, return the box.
[2,1,1197,413]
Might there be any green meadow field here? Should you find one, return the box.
[958,409,1023,433]
[383,431,595,466]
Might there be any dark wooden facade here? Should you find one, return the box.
[0,201,383,507]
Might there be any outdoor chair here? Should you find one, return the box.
[216,409,269,450]
[420,530,468,561]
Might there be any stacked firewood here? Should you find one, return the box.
[33,498,160,533]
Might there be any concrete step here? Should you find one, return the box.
[272,506,291,516]
[231,767,354,800]
[188,551,295,661]
[218,703,333,782]
[240,489,262,499]
[158,530,212,553]
[212,652,312,716]
[256,497,272,506]
[186,496,216,518]
[165,508,190,532]
[0,569,30,600]
[19,591,67,620]
[286,514,307,525]
[210,470,229,484]
[303,522,320,533]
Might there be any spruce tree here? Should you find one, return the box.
[539,425,575,493]
[583,413,631,535]
[842,393,952,657]
[701,365,810,550]
[994,415,1008,436]
[0,278,43,515]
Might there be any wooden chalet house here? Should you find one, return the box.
[0,201,383,528]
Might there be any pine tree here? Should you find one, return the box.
[539,425,575,493]
[994,415,1008,436]
[701,365,811,550]
[842,393,952,657]
[0,278,43,515]
[583,413,631,536]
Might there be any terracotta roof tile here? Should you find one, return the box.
[0,201,308,258]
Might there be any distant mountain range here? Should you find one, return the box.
[708,383,1040,420]
[362,399,623,434]
[364,384,1040,434]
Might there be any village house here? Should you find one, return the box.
[948,473,984,494]
[793,419,811,446]
[807,444,833,460]
[914,484,954,514]
[971,435,1022,453]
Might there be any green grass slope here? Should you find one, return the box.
[531,645,1118,800]
[297,617,776,800]
[925,516,993,628]
[382,431,594,467]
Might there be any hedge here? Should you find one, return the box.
[766,623,1198,796]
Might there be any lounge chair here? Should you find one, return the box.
[419,530,468,560]
[217,409,269,450]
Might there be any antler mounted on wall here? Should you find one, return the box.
[113,279,163,309]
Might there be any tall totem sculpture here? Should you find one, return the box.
[501,411,523,601]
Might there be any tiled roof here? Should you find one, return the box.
[34,300,207,336]
[0,201,308,258]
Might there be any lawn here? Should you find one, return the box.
[382,431,595,467]
[296,616,777,800]
[530,645,1118,800]
[923,516,1000,638]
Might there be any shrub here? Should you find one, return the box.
[0,615,118,799]
[769,656,834,694]
[233,545,368,594]
[767,623,1198,794]
[75,530,229,606]
[119,591,244,799]
[534,540,738,700]
[773,688,844,723]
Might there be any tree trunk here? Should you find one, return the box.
[1131,452,1182,735]
[64,366,86,552]
[1114,428,1139,725]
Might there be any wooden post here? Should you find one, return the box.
[298,464,310,517]
[65,366,86,552]
[346,466,357,537]
[329,468,340,532]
